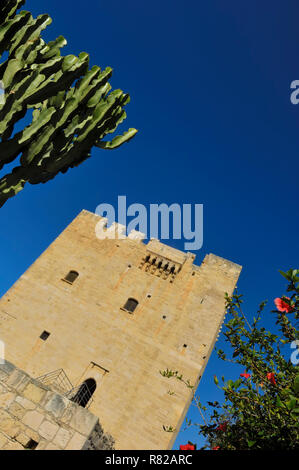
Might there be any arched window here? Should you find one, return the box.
[123,298,138,313]
[71,378,96,408]
[64,270,79,284]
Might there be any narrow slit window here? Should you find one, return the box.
[123,298,138,313]
[64,270,79,284]
[40,331,50,341]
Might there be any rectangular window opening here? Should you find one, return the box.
[40,331,50,341]
[25,439,38,450]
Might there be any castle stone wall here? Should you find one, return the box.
[0,361,114,450]
[0,210,241,449]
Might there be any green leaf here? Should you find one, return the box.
[279,269,292,281]
[294,375,299,394]
[286,396,297,410]
[276,396,283,407]
[247,440,256,448]
[227,379,234,389]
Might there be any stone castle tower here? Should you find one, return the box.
[0,210,241,450]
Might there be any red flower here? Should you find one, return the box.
[240,371,251,379]
[180,444,195,450]
[212,446,220,450]
[216,422,227,432]
[267,372,276,385]
[274,297,293,313]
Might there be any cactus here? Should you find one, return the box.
[0,1,137,207]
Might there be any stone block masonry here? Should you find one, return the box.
[0,361,114,450]
[0,209,242,449]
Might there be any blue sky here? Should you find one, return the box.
[0,0,299,449]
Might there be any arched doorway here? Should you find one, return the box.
[71,378,97,408]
